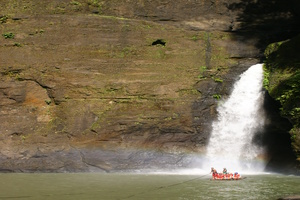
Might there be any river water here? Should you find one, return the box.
[0,173,299,200]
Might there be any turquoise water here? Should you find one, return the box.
[0,173,299,200]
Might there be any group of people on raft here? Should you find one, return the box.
[210,167,241,180]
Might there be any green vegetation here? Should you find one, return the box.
[0,15,8,23]
[263,66,270,90]
[199,66,207,72]
[70,0,83,11]
[87,0,101,7]
[264,36,300,123]
[213,77,223,83]
[197,65,207,80]
[70,1,81,6]
[213,94,222,100]
[191,35,199,41]
[37,29,45,34]
[2,69,23,80]
[87,0,102,13]
[2,32,14,39]
[264,34,300,157]
[13,42,21,47]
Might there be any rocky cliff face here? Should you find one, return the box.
[0,0,298,172]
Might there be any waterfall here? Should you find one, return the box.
[203,64,266,173]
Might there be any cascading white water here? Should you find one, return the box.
[203,63,266,173]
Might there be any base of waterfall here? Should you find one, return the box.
[204,64,267,174]
[211,172,243,180]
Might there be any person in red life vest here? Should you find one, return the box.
[211,167,218,179]
[228,173,234,179]
[233,172,241,180]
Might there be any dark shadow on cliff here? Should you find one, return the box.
[252,92,298,174]
[228,0,300,53]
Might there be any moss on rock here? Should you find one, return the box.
[264,34,300,168]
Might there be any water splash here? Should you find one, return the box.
[203,64,266,173]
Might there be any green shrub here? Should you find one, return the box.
[213,94,222,99]
[13,42,21,47]
[0,15,8,23]
[70,1,81,5]
[2,32,14,39]
[213,77,223,83]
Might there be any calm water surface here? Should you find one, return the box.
[0,173,299,200]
